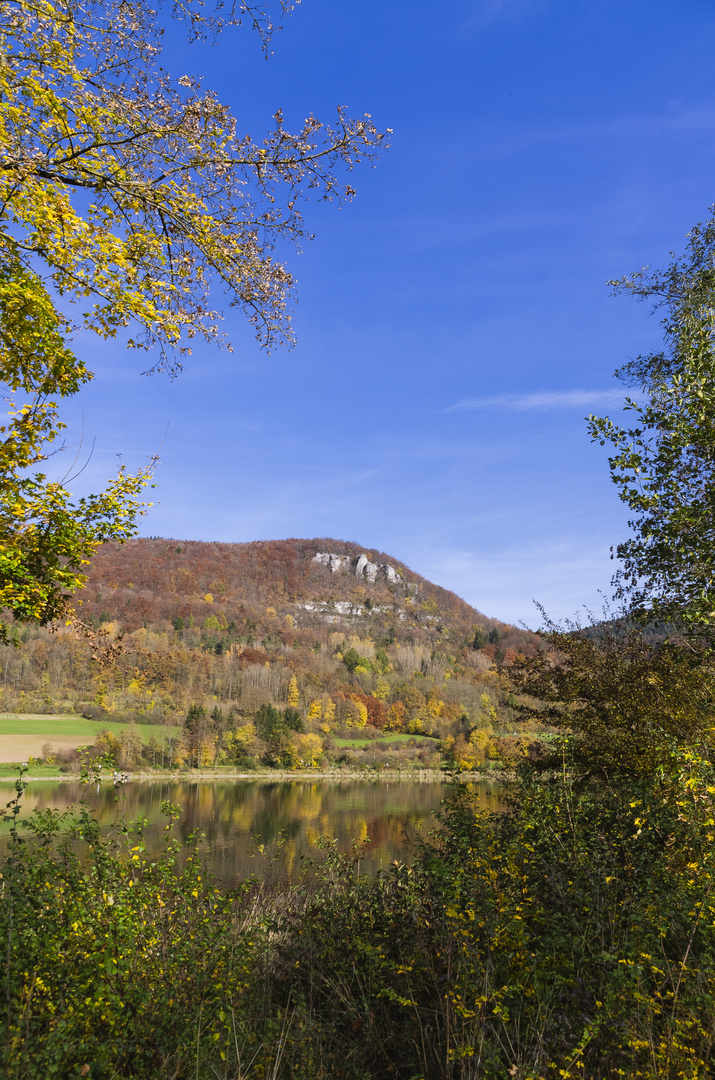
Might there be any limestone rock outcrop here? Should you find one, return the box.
[312,551,400,586]
[312,552,351,574]
[354,553,378,583]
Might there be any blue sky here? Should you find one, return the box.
[62,0,715,626]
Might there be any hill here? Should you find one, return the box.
[78,537,520,649]
[0,538,544,772]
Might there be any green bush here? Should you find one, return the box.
[0,770,275,1079]
[267,751,715,1078]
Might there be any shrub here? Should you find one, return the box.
[0,770,277,1080]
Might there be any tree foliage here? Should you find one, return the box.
[1,0,387,362]
[0,0,388,636]
[0,261,149,639]
[589,211,715,635]
[510,623,715,780]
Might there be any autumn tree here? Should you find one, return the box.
[0,0,388,637]
[183,703,213,767]
[118,722,144,768]
[306,700,322,723]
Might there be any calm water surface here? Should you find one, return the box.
[2,778,502,885]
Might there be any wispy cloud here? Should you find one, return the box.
[415,540,616,627]
[463,102,715,166]
[446,389,632,413]
[465,0,548,31]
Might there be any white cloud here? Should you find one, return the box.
[446,389,634,413]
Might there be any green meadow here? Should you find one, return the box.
[333,732,439,749]
[0,713,179,770]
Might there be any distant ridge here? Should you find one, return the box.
[78,537,524,652]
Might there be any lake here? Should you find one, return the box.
[1,777,502,885]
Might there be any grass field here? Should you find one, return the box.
[333,733,439,749]
[0,714,180,764]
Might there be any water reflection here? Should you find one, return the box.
[2,778,502,885]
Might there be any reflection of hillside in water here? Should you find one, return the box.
[3,779,502,885]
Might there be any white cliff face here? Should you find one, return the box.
[354,553,369,577]
[355,553,379,583]
[312,552,400,585]
[298,598,393,622]
[313,552,352,573]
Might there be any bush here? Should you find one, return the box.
[263,752,715,1078]
[0,772,278,1080]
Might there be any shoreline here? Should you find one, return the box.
[0,767,500,784]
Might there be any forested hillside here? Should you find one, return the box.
[76,536,501,639]
[0,538,542,770]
